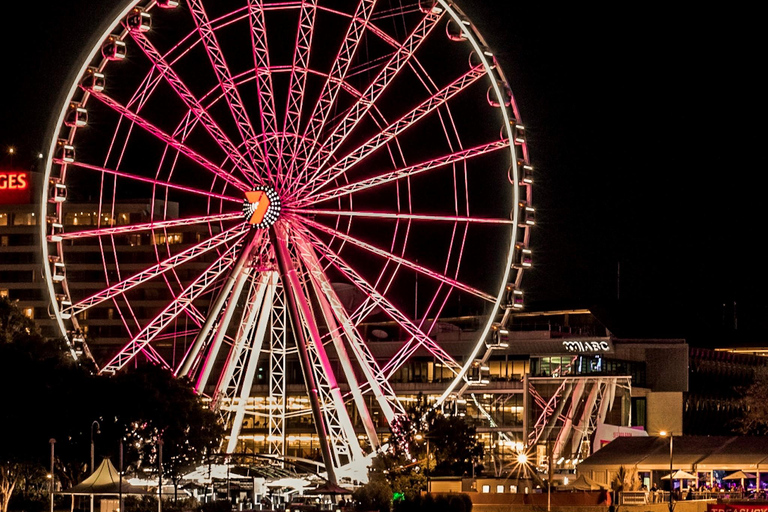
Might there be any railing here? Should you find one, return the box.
[620,490,768,505]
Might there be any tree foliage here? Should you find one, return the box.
[0,298,222,512]
[388,397,483,478]
[733,365,768,435]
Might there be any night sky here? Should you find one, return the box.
[1,2,764,346]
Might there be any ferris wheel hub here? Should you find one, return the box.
[243,185,281,228]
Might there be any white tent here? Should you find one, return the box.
[559,474,607,491]
[60,458,148,495]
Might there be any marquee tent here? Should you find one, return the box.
[60,458,148,495]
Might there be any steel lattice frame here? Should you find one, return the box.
[40,0,534,482]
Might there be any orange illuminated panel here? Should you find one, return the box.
[0,171,32,204]
[242,186,281,229]
[245,190,271,225]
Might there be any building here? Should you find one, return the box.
[578,435,768,491]
[223,308,688,476]
[1,170,214,363]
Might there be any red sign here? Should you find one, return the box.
[708,505,768,512]
[0,171,32,204]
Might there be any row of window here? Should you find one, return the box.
[530,355,647,386]
[0,212,37,226]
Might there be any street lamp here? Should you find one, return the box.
[90,421,100,512]
[49,439,56,512]
[660,431,674,512]
[414,433,431,493]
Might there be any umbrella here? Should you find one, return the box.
[558,474,607,491]
[661,470,697,480]
[305,482,352,495]
[724,471,756,480]
[724,470,757,488]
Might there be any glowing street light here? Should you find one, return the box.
[660,431,674,512]
[415,433,432,492]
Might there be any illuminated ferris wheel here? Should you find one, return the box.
[40,0,534,480]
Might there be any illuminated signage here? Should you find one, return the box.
[243,186,281,228]
[562,340,612,353]
[0,171,32,204]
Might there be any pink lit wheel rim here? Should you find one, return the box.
[40,0,533,476]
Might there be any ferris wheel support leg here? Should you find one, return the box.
[295,234,402,437]
[301,253,381,450]
[195,266,253,393]
[270,223,338,485]
[225,275,277,454]
[212,273,270,410]
[178,231,261,380]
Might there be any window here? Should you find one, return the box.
[23,307,34,319]
[1,236,8,246]
[496,485,505,493]
[481,485,490,493]
[632,397,647,429]
[13,212,36,226]
[152,233,184,245]
[0,289,8,298]
[0,213,7,226]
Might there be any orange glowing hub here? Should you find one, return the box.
[243,186,281,228]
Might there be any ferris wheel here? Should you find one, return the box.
[40,0,533,481]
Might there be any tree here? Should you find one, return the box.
[733,365,768,434]
[0,298,88,512]
[109,365,223,497]
[0,298,222,511]
[389,400,484,479]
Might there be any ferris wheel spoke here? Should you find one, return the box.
[300,216,496,303]
[98,240,244,375]
[301,139,509,207]
[128,31,259,186]
[188,0,267,171]
[63,223,249,318]
[54,160,243,204]
[193,232,269,392]
[289,208,514,226]
[57,212,241,241]
[298,225,461,375]
[86,89,250,191]
[293,0,378,182]
[249,0,280,178]
[280,0,318,184]
[177,230,267,379]
[296,7,445,194]
[304,64,487,198]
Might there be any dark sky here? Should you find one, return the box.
[1,2,764,346]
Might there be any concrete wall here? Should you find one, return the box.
[646,392,684,436]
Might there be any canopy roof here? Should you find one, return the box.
[580,436,768,472]
[661,470,697,480]
[60,458,148,496]
[724,471,757,480]
[558,474,606,491]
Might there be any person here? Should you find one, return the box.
[640,484,649,504]
[650,483,659,503]
[598,489,612,507]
